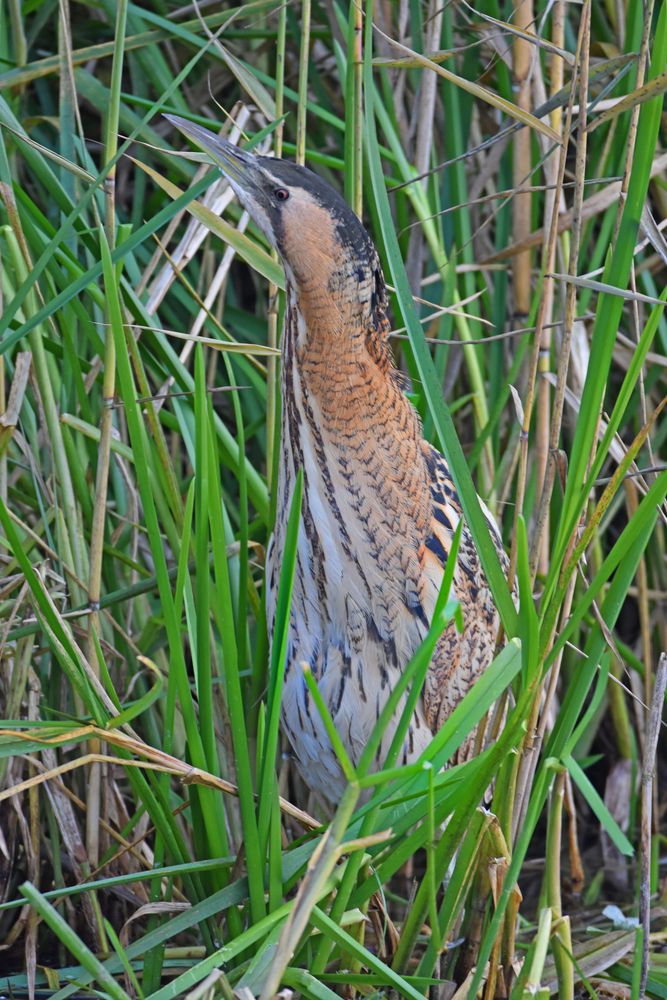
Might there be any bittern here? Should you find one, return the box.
[166,115,508,804]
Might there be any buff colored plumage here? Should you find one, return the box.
[166,115,508,804]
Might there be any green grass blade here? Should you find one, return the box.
[19,883,132,1000]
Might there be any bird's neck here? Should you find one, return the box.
[284,247,396,362]
[280,278,433,543]
[282,270,393,402]
[281,274,424,450]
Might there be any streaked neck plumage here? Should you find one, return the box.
[279,248,433,544]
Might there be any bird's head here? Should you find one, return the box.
[165,115,384,333]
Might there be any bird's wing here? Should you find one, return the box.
[418,441,507,743]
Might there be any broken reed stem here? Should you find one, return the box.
[639,652,667,998]
[259,783,361,1000]
[529,1,591,582]
[482,821,514,1000]
[563,772,585,892]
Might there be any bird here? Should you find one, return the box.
[166,114,508,806]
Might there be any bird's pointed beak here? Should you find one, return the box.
[164,114,260,194]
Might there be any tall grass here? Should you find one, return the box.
[0,1,665,997]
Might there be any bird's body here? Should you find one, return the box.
[166,116,508,803]
[267,258,503,802]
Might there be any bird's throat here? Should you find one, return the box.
[283,280,386,419]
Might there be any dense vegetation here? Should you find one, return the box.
[0,0,665,996]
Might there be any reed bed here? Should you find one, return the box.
[0,1,666,997]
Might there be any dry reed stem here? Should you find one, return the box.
[34,751,162,878]
[145,123,250,310]
[529,1,590,580]
[611,0,657,247]
[481,151,667,264]
[405,0,441,296]
[639,653,667,997]
[296,0,311,165]
[511,0,535,320]
[563,772,584,891]
[508,2,588,589]
[534,0,565,577]
[0,724,320,829]
[545,767,574,1000]
[626,482,654,746]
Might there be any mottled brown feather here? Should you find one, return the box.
[263,184,508,803]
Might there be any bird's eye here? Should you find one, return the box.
[274,188,290,202]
